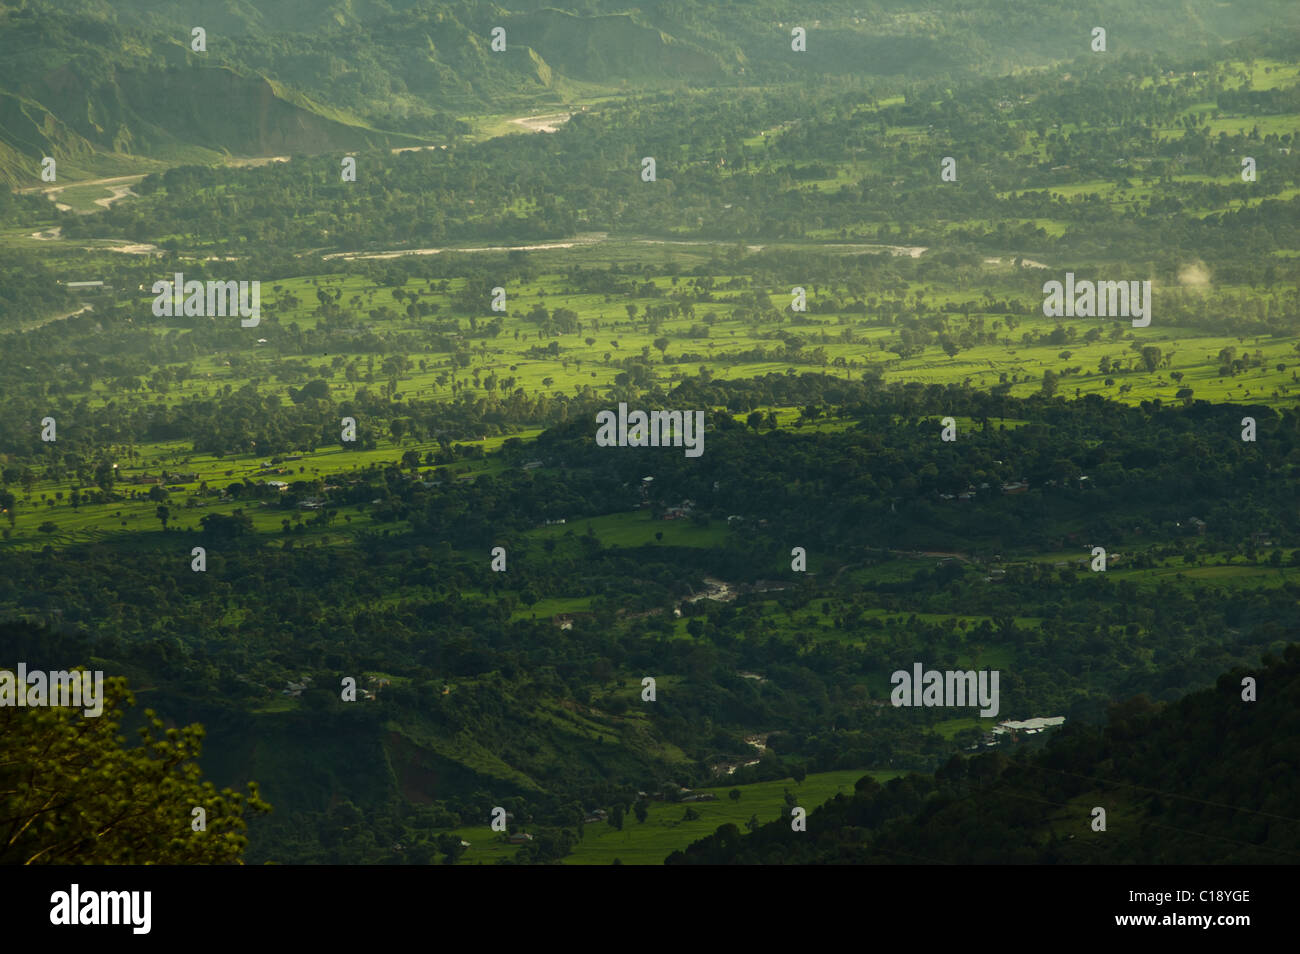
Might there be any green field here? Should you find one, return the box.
[447,768,901,865]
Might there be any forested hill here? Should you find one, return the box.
[3,0,1297,183]
[668,645,1300,864]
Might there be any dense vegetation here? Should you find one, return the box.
[1,0,1296,865]
[0,669,269,864]
[2,386,1297,862]
[668,646,1300,864]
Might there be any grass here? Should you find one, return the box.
[932,715,1001,740]
[7,69,1300,558]
[14,251,1300,449]
[531,510,729,549]
[441,769,906,865]
[562,768,901,865]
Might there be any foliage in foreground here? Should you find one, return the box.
[0,673,270,864]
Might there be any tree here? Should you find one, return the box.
[728,788,741,802]
[293,379,330,403]
[0,674,270,864]
[435,832,466,864]
[38,521,57,534]
[610,803,625,831]
[633,800,648,823]
[94,460,116,492]
[156,504,170,531]
[653,337,669,358]
[199,510,253,540]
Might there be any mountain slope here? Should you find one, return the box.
[4,0,1297,183]
[0,90,103,185]
[669,645,1300,864]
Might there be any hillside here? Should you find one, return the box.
[1,0,1297,871]
[1,383,1297,863]
[0,5,437,185]
[4,0,1297,185]
[668,645,1300,863]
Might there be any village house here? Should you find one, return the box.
[661,499,695,520]
[990,715,1066,742]
[281,677,312,698]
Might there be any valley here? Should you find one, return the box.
[1,0,1297,869]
